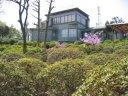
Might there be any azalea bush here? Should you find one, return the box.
[47,48,85,64]
[37,59,95,96]
[16,58,46,95]
[0,60,35,96]
[73,57,128,96]
[80,32,101,46]
[1,52,24,62]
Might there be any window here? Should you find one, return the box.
[81,18,85,25]
[68,15,72,22]
[53,18,56,24]
[77,15,81,22]
[65,16,68,22]
[53,17,60,24]
[61,16,64,23]
[56,17,60,24]
[71,14,75,21]
[61,29,68,37]
[69,29,77,37]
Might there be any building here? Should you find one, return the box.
[29,8,90,42]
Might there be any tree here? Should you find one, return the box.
[0,21,10,38]
[44,0,55,49]
[9,25,21,39]
[32,0,41,47]
[110,16,124,24]
[8,0,30,54]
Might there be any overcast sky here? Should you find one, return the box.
[0,0,128,29]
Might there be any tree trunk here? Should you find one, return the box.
[44,0,54,49]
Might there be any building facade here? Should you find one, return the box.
[29,8,90,42]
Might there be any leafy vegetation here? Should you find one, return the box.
[1,40,128,95]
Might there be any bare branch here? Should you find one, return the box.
[31,14,38,19]
[32,8,38,12]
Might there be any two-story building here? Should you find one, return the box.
[29,8,90,42]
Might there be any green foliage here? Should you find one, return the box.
[27,41,37,47]
[16,58,45,75]
[37,59,94,96]
[1,52,24,62]
[114,49,128,57]
[0,60,35,96]
[16,58,46,95]
[46,41,56,48]
[86,53,118,65]
[102,46,114,54]
[0,38,18,45]
[73,57,128,96]
[79,45,103,54]
[26,48,47,62]
[47,48,85,64]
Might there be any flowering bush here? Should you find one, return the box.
[80,32,101,45]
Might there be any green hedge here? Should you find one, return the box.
[37,59,94,96]
[0,38,18,45]
[47,48,85,63]
[0,60,35,96]
[73,57,128,96]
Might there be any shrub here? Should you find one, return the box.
[0,60,35,96]
[0,46,6,52]
[47,48,85,64]
[16,58,45,76]
[102,46,114,54]
[27,41,37,47]
[0,38,18,45]
[9,38,18,45]
[73,57,128,96]
[79,45,101,55]
[114,49,128,57]
[37,59,94,96]
[86,53,118,65]
[16,58,46,95]
[47,41,56,48]
[1,52,24,62]
[26,48,47,62]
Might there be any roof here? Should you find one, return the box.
[107,23,128,33]
[50,8,89,17]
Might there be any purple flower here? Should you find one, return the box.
[80,32,101,45]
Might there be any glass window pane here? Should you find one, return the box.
[71,14,75,21]
[65,16,68,22]
[56,17,60,24]
[61,29,68,37]
[77,15,81,22]
[68,15,72,22]
[69,29,77,37]
[61,16,64,23]
[81,18,85,25]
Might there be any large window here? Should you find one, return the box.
[61,16,64,23]
[71,14,75,21]
[61,29,77,38]
[53,17,60,24]
[77,15,81,22]
[69,29,77,37]
[61,29,68,37]
[65,16,68,22]
[53,14,76,24]
[68,15,72,22]
[81,18,85,25]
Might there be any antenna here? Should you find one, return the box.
[96,6,101,27]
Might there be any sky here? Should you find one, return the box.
[0,0,128,29]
